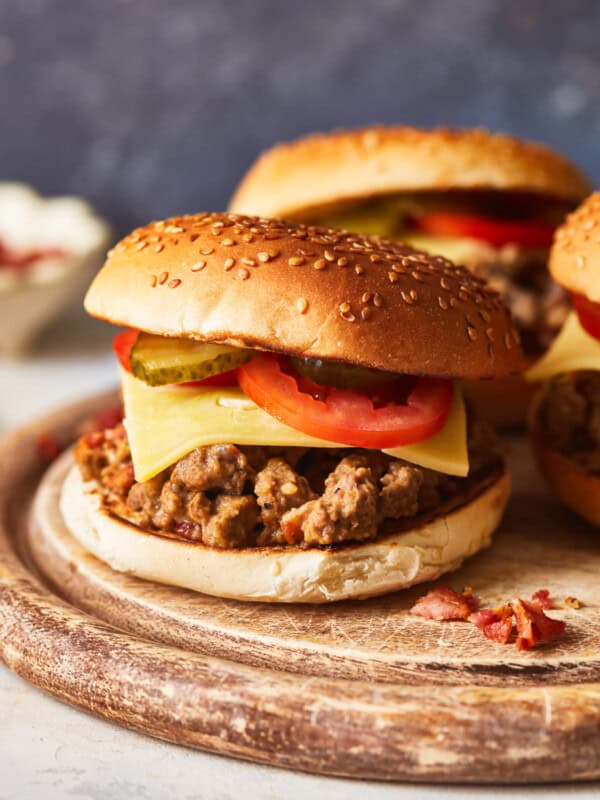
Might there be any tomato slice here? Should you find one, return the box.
[573,294,600,341]
[113,329,139,372]
[112,329,239,387]
[415,212,555,249]
[238,354,453,449]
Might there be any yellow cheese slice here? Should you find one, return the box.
[527,312,600,382]
[121,369,468,482]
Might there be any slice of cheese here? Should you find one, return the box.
[527,312,600,382]
[121,369,468,482]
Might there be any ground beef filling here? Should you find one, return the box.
[538,371,600,473]
[465,244,569,356]
[74,416,502,550]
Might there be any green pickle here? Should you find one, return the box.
[130,333,251,386]
[290,357,397,392]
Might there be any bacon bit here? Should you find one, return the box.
[410,586,479,621]
[531,588,553,610]
[470,605,514,644]
[565,596,582,609]
[36,432,62,462]
[512,598,566,651]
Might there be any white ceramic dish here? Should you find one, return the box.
[0,183,111,355]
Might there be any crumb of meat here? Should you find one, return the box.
[380,462,423,518]
[565,596,582,609]
[281,455,380,545]
[410,586,479,621]
[254,458,315,546]
[540,372,600,472]
[203,495,258,549]
[171,444,251,494]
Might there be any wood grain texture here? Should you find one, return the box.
[2,391,600,783]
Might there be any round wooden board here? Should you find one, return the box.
[2,391,600,783]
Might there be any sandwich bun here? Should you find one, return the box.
[84,212,523,380]
[59,464,510,603]
[529,388,600,527]
[229,127,592,219]
[550,192,600,302]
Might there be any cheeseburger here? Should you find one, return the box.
[528,193,600,526]
[230,126,591,426]
[62,213,522,603]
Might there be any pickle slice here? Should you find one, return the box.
[130,333,251,386]
[290,357,398,393]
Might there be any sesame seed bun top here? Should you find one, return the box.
[550,193,600,303]
[229,126,592,218]
[84,212,524,379]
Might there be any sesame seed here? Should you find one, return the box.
[467,326,478,341]
[392,264,405,273]
[361,292,372,304]
[168,225,184,234]
[361,307,372,321]
[373,293,383,308]
[159,271,169,285]
[241,257,256,267]
[339,302,351,314]
[221,238,236,246]
[313,258,327,270]
[440,276,452,290]
[411,270,425,282]
[337,257,349,267]
[257,251,272,263]
[155,243,164,253]
[369,254,383,263]
[388,272,400,283]
[401,291,415,305]
[576,254,586,269]
[485,327,495,341]
[150,275,157,287]
[237,268,250,280]
[355,264,365,275]
[339,309,356,322]
[189,234,199,242]
[438,296,449,310]
[224,258,235,271]
[504,333,513,350]
[288,256,305,266]
[324,250,335,262]
[168,278,181,288]
[242,234,255,243]
[199,247,214,255]
[296,297,308,314]
[212,220,225,228]
[135,240,148,251]
[191,260,206,272]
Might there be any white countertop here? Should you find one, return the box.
[1,310,599,800]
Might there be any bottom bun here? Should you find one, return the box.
[529,391,600,527]
[464,364,536,430]
[60,465,510,604]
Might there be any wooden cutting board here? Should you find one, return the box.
[2,390,600,783]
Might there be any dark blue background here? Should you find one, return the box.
[1,0,598,234]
